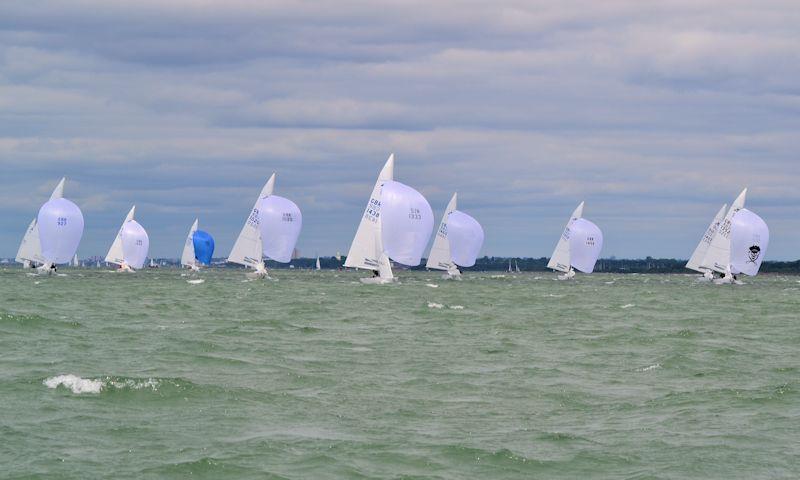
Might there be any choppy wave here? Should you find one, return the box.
[43,374,163,394]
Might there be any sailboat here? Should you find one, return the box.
[228,173,302,278]
[71,254,79,267]
[547,201,603,280]
[17,178,84,275]
[315,256,321,271]
[181,219,215,272]
[515,260,521,273]
[685,203,727,280]
[149,258,159,268]
[344,154,434,284]
[508,260,513,273]
[105,206,149,273]
[426,193,484,280]
[700,189,769,284]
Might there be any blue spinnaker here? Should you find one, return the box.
[192,230,215,265]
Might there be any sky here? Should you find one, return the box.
[1,0,798,260]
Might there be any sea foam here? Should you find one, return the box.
[43,374,104,394]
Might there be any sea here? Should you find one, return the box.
[1,268,798,479]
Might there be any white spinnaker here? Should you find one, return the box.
[447,210,484,267]
[37,198,85,264]
[257,195,302,263]
[105,206,136,266]
[380,180,434,266]
[730,208,769,276]
[569,218,603,273]
[120,220,150,269]
[181,219,199,267]
[701,188,747,274]
[16,218,47,265]
[686,203,727,273]
[344,154,394,270]
[547,202,584,273]
[228,174,275,268]
[426,193,458,271]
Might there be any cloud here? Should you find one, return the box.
[0,0,798,259]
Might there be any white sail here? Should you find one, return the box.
[181,219,199,267]
[316,257,321,270]
[701,188,747,274]
[380,180,434,266]
[426,193,458,271]
[447,210,484,268]
[515,261,520,273]
[730,208,769,276]
[228,174,275,268]
[257,194,302,263]
[686,203,728,273]
[547,201,584,273]
[105,206,136,266]
[121,220,149,269]
[344,154,394,271]
[569,218,603,273]
[16,178,67,266]
[38,197,84,264]
[16,218,47,265]
[71,254,79,267]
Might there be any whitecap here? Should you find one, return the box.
[637,364,661,372]
[187,279,205,285]
[427,302,444,309]
[425,283,439,288]
[43,374,104,394]
[449,305,465,310]
[621,303,636,309]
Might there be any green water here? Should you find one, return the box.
[1,268,798,479]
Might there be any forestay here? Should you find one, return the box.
[446,210,484,267]
[380,180,433,266]
[730,208,769,276]
[258,195,302,263]
[568,218,603,273]
[37,198,85,264]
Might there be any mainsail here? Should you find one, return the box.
[426,193,458,271]
[316,257,321,270]
[701,188,747,274]
[344,154,394,271]
[547,201,584,273]
[181,219,199,267]
[228,174,275,268]
[686,203,727,273]
[17,178,68,266]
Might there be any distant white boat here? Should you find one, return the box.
[547,201,603,280]
[149,258,159,268]
[71,254,79,267]
[515,260,521,273]
[344,154,434,284]
[686,203,727,280]
[17,178,84,275]
[228,174,302,279]
[105,206,149,272]
[315,256,321,271]
[508,260,513,273]
[426,193,484,280]
[700,189,769,284]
